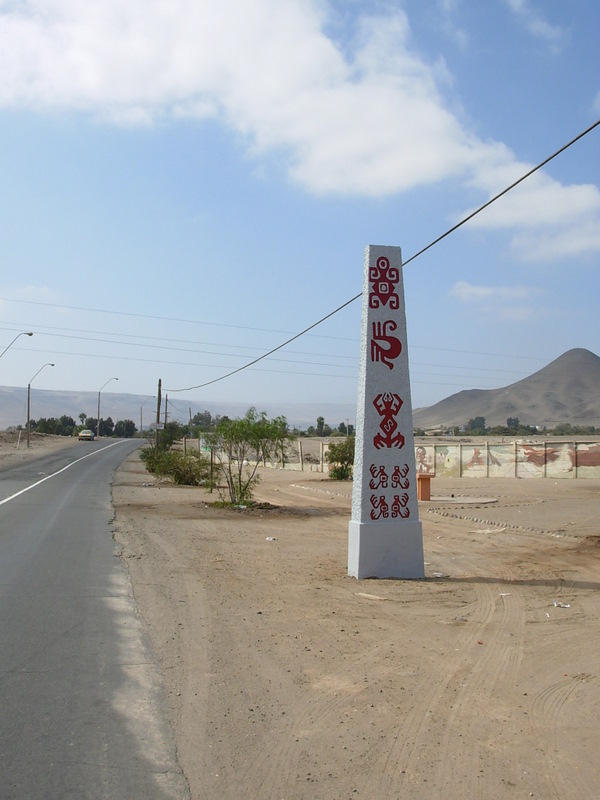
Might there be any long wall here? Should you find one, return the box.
[413,441,600,479]
[178,437,600,478]
[293,438,600,478]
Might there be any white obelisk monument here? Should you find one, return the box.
[348,245,424,579]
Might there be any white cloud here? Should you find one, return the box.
[450,281,541,303]
[503,0,566,51]
[436,0,469,49]
[511,217,600,263]
[0,1,484,191]
[449,281,546,322]
[280,13,480,195]
[0,0,597,260]
[0,285,63,305]
[459,151,600,261]
[0,0,481,197]
[470,165,600,229]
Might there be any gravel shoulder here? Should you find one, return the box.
[112,453,600,800]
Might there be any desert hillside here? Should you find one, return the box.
[413,348,600,429]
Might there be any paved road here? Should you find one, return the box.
[0,440,189,800]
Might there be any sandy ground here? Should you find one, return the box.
[0,430,79,469]
[4,435,599,798]
[109,452,600,800]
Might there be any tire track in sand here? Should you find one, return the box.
[376,580,525,796]
[527,672,597,799]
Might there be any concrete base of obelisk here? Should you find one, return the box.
[348,520,425,579]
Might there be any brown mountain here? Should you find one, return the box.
[412,348,600,430]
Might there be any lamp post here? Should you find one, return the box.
[140,396,155,439]
[97,377,118,438]
[27,362,55,448]
[1,331,33,359]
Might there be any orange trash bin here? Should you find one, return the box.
[417,473,431,501]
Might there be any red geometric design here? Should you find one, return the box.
[369,464,388,490]
[370,495,389,520]
[391,494,410,518]
[373,392,405,449]
[369,256,399,310]
[370,320,402,369]
[391,464,410,489]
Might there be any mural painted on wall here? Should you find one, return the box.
[415,445,435,475]
[434,445,460,478]
[488,446,516,478]
[515,445,545,478]
[515,444,567,478]
[413,442,600,479]
[461,446,488,477]
[575,443,600,477]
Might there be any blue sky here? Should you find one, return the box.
[1,0,599,425]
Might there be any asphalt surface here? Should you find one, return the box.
[0,440,190,800]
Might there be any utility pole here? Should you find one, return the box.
[155,379,162,450]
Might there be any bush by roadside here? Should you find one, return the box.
[139,447,210,486]
[325,436,355,480]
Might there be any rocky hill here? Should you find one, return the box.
[412,348,600,430]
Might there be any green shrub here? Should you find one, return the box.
[329,463,353,480]
[325,437,355,481]
[170,451,210,485]
[139,447,209,486]
[204,408,289,504]
[139,446,161,472]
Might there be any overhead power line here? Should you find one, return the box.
[0,321,550,364]
[169,118,600,393]
[6,335,535,382]
[0,322,359,364]
[0,299,356,343]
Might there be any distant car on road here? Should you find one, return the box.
[78,429,95,441]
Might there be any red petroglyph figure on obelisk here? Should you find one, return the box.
[371,320,402,368]
[348,245,424,579]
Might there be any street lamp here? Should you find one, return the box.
[0,331,33,359]
[27,362,55,448]
[97,377,118,438]
[140,396,156,439]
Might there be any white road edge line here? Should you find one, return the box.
[0,440,128,507]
